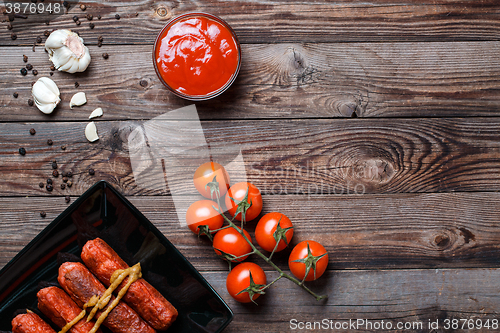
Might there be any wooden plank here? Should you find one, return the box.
[1,42,500,121]
[1,192,500,270]
[1,118,500,196]
[205,268,500,333]
[2,0,500,45]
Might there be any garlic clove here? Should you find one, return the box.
[45,30,69,49]
[45,29,91,73]
[70,92,87,109]
[51,47,74,69]
[89,108,103,119]
[85,122,99,142]
[32,77,60,114]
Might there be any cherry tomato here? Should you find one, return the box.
[193,162,230,199]
[226,262,267,303]
[255,212,294,252]
[288,240,328,281]
[225,182,263,222]
[186,200,223,234]
[213,227,253,262]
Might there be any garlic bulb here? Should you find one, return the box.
[70,92,87,108]
[32,77,60,114]
[85,122,99,142]
[45,29,91,73]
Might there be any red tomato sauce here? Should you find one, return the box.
[155,15,240,97]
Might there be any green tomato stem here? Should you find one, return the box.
[216,207,327,301]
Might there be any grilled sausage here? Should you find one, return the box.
[12,312,56,333]
[81,238,178,330]
[58,262,156,333]
[37,287,101,333]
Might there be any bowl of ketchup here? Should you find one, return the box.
[153,12,241,101]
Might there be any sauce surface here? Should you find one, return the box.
[155,15,239,97]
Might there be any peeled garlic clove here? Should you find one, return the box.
[70,92,87,109]
[85,122,99,142]
[45,29,91,73]
[32,77,60,114]
[89,108,103,119]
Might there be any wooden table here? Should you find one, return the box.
[1,1,500,332]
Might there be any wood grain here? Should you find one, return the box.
[1,118,500,196]
[1,192,500,271]
[1,0,500,45]
[1,42,500,121]
[206,268,500,333]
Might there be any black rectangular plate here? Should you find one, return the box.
[0,180,233,332]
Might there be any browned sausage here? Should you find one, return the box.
[81,238,178,330]
[58,262,156,333]
[11,312,56,333]
[37,286,101,333]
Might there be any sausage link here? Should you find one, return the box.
[58,262,156,333]
[12,312,56,333]
[81,238,177,330]
[37,287,101,333]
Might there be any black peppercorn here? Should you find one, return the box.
[50,65,55,71]
[26,64,33,70]
[139,80,148,87]
[97,15,101,20]
[44,30,50,37]
[86,14,93,20]
[73,15,78,22]
[75,82,79,88]
[76,20,81,26]
[80,4,86,11]
[50,72,54,76]
[40,211,46,218]
[52,161,57,169]
[47,139,53,145]
[46,184,53,191]
[11,33,17,40]
[29,128,36,135]
[13,92,18,98]
[7,23,12,30]
[18,147,26,155]
[23,55,28,62]
[32,69,38,75]
[21,68,28,76]
[62,176,68,183]
[97,35,103,42]
[39,182,44,188]
[65,195,70,203]
[36,36,42,43]
[115,14,120,20]
[61,145,66,150]
[89,23,94,29]
[67,180,73,187]
[88,168,95,175]
[47,178,52,185]
[102,53,109,59]
[60,183,66,189]
[97,41,102,47]
[63,1,69,8]
[66,171,73,177]
[28,99,34,106]
[52,170,59,177]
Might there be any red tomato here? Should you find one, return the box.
[186,200,223,235]
[255,212,294,252]
[226,262,267,303]
[213,227,253,262]
[193,162,230,199]
[225,182,262,222]
[288,240,328,282]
